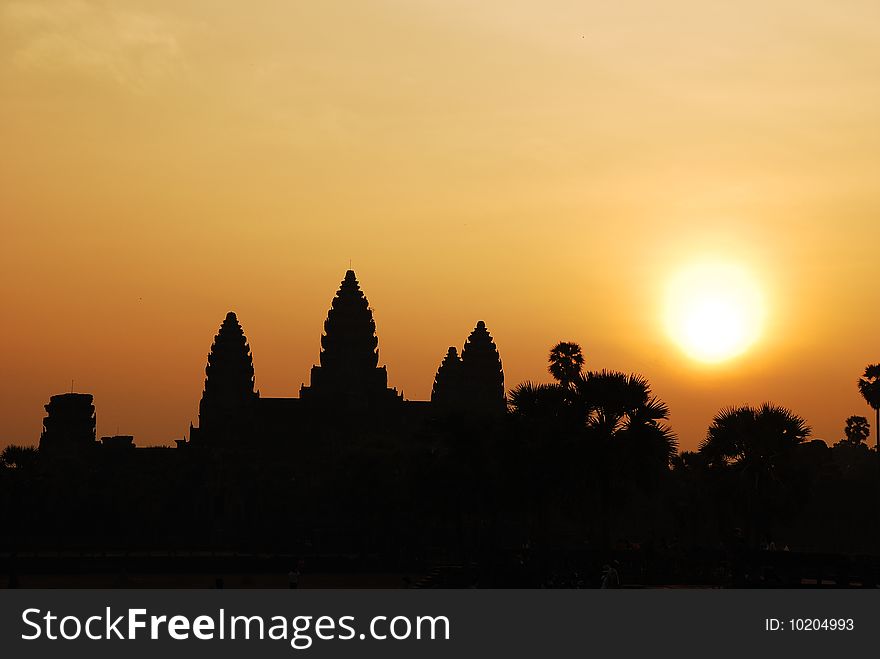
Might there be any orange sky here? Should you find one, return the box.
[2,0,880,450]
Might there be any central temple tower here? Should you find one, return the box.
[300,270,401,411]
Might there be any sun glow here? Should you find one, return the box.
[665,262,765,364]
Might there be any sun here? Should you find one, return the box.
[665,261,765,363]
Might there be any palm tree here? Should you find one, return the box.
[548,342,585,387]
[0,445,38,470]
[508,381,569,420]
[699,403,810,544]
[575,371,670,434]
[507,380,579,543]
[575,370,677,484]
[508,365,676,548]
[857,364,880,451]
[700,404,810,469]
[573,369,677,546]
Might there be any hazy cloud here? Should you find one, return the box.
[2,0,181,91]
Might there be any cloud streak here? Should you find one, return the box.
[2,0,182,92]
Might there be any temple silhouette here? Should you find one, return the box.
[7,269,523,583]
[39,269,505,454]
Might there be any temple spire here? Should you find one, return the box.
[301,270,401,409]
[320,270,380,373]
[431,346,463,412]
[430,322,506,418]
[460,321,506,416]
[196,311,257,444]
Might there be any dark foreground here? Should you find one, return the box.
[3,548,878,589]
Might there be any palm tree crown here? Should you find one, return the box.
[548,341,585,386]
[575,369,677,464]
[858,364,880,450]
[858,364,880,409]
[699,403,810,469]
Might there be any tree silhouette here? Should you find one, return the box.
[511,364,677,466]
[857,364,880,451]
[548,342,585,387]
[574,370,677,487]
[573,369,677,547]
[700,403,810,469]
[509,355,676,551]
[699,403,810,545]
[0,445,38,470]
[842,415,870,446]
[508,381,570,421]
[574,372,671,443]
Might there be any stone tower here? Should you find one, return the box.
[460,321,505,416]
[39,393,97,454]
[195,311,258,445]
[431,346,464,412]
[300,270,401,410]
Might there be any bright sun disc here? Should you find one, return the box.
[665,262,765,363]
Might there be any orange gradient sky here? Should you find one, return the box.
[2,0,880,450]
